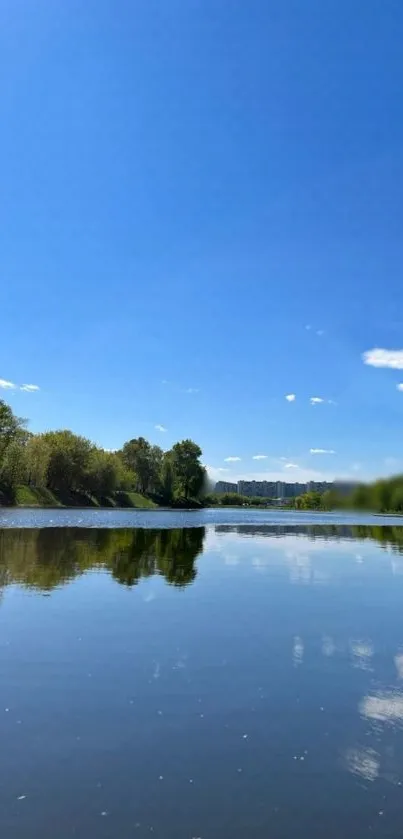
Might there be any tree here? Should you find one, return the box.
[121,438,162,494]
[25,435,51,487]
[0,438,28,492]
[43,430,93,493]
[85,449,119,497]
[161,453,174,503]
[0,400,26,459]
[171,439,205,499]
[351,483,372,510]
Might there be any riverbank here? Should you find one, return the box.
[0,485,206,510]
[0,485,158,509]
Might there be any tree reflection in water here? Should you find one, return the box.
[0,527,205,592]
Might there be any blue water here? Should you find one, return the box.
[1,521,403,837]
[0,506,402,528]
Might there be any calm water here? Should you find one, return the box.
[1,506,403,528]
[2,521,403,838]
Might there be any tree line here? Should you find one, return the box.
[292,476,403,513]
[0,399,207,506]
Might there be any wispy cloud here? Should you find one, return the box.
[310,448,335,455]
[205,465,230,480]
[224,456,241,462]
[310,397,324,405]
[285,393,296,402]
[0,379,17,390]
[20,384,40,392]
[155,424,167,432]
[284,462,299,469]
[305,325,311,331]
[184,387,199,394]
[363,348,403,369]
[252,454,268,460]
[316,329,324,337]
[397,384,403,392]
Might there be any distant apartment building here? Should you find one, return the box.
[283,482,308,498]
[215,481,238,494]
[238,480,279,498]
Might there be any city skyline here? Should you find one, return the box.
[215,478,354,499]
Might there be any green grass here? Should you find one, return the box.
[114,491,157,509]
[15,485,63,507]
[8,486,158,509]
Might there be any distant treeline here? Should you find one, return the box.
[0,399,207,506]
[208,478,403,514]
[293,477,403,513]
[204,492,274,507]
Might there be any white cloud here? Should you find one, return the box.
[0,379,17,390]
[316,329,324,336]
[252,454,268,460]
[310,448,335,455]
[363,348,403,369]
[310,397,324,405]
[397,384,403,392]
[184,387,199,394]
[224,456,241,462]
[205,465,230,481]
[284,462,299,469]
[20,384,40,392]
[155,424,167,432]
[285,393,296,402]
[305,324,311,331]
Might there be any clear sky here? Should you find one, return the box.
[2,0,403,484]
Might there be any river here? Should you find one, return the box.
[1,511,403,837]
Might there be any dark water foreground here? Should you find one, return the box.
[2,524,403,838]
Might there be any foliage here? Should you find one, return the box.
[160,453,175,504]
[171,439,204,499]
[0,439,28,496]
[0,400,206,508]
[204,492,274,507]
[25,435,51,487]
[121,438,163,494]
[0,400,26,459]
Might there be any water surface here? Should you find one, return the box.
[1,506,403,528]
[1,523,403,838]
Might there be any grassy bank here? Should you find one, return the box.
[2,485,158,509]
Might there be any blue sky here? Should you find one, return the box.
[2,0,403,484]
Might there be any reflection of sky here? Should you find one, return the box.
[349,640,373,671]
[345,746,380,782]
[360,692,403,724]
[292,636,304,667]
[205,529,390,588]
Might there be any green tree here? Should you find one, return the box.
[171,439,205,499]
[25,435,51,487]
[161,453,174,504]
[121,437,161,494]
[43,430,93,493]
[0,400,26,459]
[351,483,372,510]
[85,449,119,497]
[0,438,28,492]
